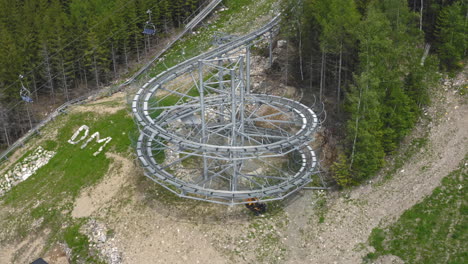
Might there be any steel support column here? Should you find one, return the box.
[199,60,208,180]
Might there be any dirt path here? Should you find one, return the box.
[283,77,467,263]
[110,205,230,264]
[73,92,127,114]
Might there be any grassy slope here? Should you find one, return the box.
[144,0,278,78]
[366,157,467,263]
[1,109,135,263]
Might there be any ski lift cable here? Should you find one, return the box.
[0,0,139,95]
[2,0,168,108]
[19,75,33,103]
[143,9,157,35]
[5,72,63,113]
[2,0,179,114]
[3,0,208,114]
[3,0,208,97]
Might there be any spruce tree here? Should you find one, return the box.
[435,1,467,70]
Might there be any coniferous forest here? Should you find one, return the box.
[284,0,466,185]
[0,0,202,146]
[0,0,466,186]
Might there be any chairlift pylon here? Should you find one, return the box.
[142,9,156,35]
[19,75,33,103]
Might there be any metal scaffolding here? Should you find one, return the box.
[132,16,326,205]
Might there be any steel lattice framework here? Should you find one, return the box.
[132,15,326,205]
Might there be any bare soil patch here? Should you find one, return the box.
[73,92,127,115]
[42,244,69,264]
[0,232,48,264]
[72,153,133,218]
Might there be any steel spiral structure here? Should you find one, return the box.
[132,15,326,205]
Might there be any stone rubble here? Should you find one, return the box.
[82,219,122,264]
[0,146,56,197]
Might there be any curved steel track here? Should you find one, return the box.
[132,15,325,205]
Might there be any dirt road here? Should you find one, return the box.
[283,74,467,263]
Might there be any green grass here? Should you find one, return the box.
[4,110,134,206]
[143,0,278,79]
[180,152,203,168]
[316,196,327,223]
[0,109,136,263]
[42,139,58,151]
[152,139,167,164]
[87,101,122,107]
[366,157,467,263]
[63,222,105,264]
[456,83,467,96]
[146,83,202,121]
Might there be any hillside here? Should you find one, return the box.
[0,0,467,263]
[0,65,465,264]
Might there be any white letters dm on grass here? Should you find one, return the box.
[68,125,112,156]
[0,125,112,197]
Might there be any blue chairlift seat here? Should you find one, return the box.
[143,22,156,35]
[143,28,156,35]
[21,95,33,103]
[20,84,33,103]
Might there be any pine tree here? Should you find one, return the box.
[346,4,392,180]
[299,0,360,106]
[435,2,467,70]
[331,153,354,187]
[159,0,173,33]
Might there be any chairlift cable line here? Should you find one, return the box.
[0,0,174,95]
[3,0,219,114]
[0,0,221,163]
[0,0,139,94]
[3,0,202,114]
[2,0,180,113]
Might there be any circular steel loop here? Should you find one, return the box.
[137,132,318,200]
[132,15,324,204]
[137,94,318,154]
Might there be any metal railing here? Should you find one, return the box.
[185,0,223,30]
[125,0,223,84]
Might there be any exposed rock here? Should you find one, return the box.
[0,146,56,197]
[277,40,287,48]
[81,219,122,264]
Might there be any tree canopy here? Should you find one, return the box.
[291,0,463,185]
[0,0,202,147]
